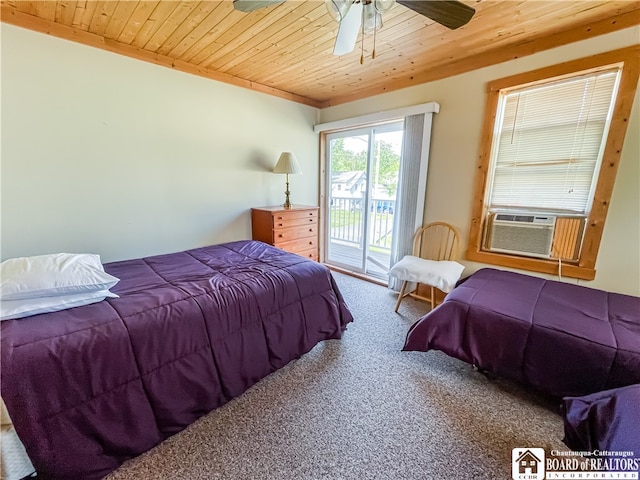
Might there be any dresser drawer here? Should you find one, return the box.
[275,236,317,253]
[272,224,316,243]
[294,248,319,262]
[272,211,317,229]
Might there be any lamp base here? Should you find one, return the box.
[283,177,292,209]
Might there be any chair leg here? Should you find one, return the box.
[395,281,408,313]
[430,286,435,311]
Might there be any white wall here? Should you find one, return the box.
[320,27,640,296]
[1,24,319,262]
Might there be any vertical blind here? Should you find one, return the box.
[388,113,432,291]
[488,68,620,214]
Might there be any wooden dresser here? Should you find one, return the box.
[251,205,319,261]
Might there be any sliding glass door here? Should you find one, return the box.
[325,122,403,278]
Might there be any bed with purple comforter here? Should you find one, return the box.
[1,240,353,480]
[403,268,640,398]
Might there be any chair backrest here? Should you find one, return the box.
[412,222,460,261]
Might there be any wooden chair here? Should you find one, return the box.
[390,222,462,312]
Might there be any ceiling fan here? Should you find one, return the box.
[233,0,475,57]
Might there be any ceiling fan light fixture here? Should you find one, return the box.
[362,3,383,33]
[374,0,395,13]
[325,0,353,22]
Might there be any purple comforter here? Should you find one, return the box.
[403,268,640,398]
[563,384,640,452]
[1,241,353,479]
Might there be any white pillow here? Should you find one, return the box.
[0,253,119,301]
[389,255,465,293]
[0,289,118,321]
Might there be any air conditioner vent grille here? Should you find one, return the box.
[491,224,553,256]
[495,214,536,222]
[486,213,556,258]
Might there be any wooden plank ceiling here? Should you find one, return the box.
[2,1,639,108]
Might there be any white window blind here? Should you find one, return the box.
[488,69,620,214]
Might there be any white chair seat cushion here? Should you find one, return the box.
[389,255,464,293]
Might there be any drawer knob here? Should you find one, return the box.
[278,234,283,238]
[277,223,283,227]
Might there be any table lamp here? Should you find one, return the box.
[273,152,302,209]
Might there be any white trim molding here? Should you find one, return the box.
[314,102,441,133]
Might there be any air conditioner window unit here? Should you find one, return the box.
[485,213,556,258]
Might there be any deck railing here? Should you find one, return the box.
[329,197,395,252]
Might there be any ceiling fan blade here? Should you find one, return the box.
[333,2,363,55]
[233,0,285,13]
[396,0,475,29]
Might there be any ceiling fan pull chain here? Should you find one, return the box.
[360,5,365,65]
[372,12,377,59]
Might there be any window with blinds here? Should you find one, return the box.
[487,68,621,214]
[467,46,638,279]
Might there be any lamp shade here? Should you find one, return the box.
[273,152,303,175]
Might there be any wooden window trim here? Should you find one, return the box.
[466,45,639,280]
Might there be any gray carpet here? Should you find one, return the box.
[106,271,568,480]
